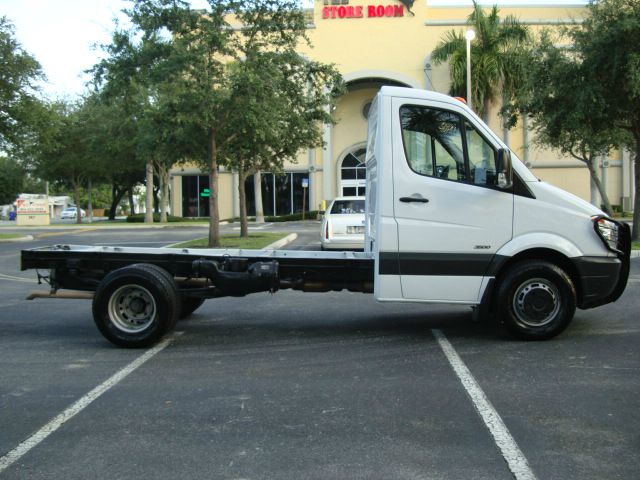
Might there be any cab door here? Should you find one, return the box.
[390,98,513,303]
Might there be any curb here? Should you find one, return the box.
[0,235,34,243]
[631,250,640,258]
[265,233,298,250]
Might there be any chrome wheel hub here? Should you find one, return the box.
[513,278,560,327]
[108,284,156,333]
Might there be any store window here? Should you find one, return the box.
[244,172,310,217]
[340,147,366,197]
[181,175,210,217]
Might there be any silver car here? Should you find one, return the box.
[60,207,86,219]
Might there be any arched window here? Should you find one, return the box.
[340,147,366,197]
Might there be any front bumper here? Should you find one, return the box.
[574,221,631,309]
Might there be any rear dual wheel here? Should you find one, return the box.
[93,264,180,348]
[132,264,205,319]
[496,260,576,340]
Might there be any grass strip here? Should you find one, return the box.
[0,233,24,240]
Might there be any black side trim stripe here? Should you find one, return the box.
[379,252,508,277]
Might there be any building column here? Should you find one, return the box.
[622,149,633,212]
[171,175,183,218]
[322,114,334,203]
[308,148,316,211]
[232,172,239,218]
[523,114,530,166]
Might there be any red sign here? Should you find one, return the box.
[321,1,409,19]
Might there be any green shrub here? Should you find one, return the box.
[128,211,320,223]
[125,213,206,223]
[265,210,320,222]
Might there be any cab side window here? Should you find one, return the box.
[400,105,497,186]
[465,121,498,186]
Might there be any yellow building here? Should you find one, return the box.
[170,0,634,219]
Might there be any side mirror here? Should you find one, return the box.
[496,148,513,190]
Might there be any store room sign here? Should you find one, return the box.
[321,0,415,19]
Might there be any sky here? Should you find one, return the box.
[1,0,588,100]
[0,0,209,99]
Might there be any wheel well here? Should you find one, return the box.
[489,248,581,311]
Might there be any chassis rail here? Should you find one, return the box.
[21,245,375,297]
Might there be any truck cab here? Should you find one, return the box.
[366,87,630,339]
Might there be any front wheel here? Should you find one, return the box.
[92,264,180,348]
[496,260,576,340]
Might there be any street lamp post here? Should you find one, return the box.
[465,29,476,111]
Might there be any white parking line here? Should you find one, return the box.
[0,333,181,474]
[432,329,538,480]
[0,272,37,283]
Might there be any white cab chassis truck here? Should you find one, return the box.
[21,87,631,347]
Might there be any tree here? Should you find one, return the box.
[0,156,25,204]
[95,0,343,241]
[0,16,43,154]
[30,100,102,223]
[502,31,618,215]
[222,52,343,237]
[165,0,313,246]
[431,1,529,121]
[504,0,640,238]
[79,93,145,220]
[91,25,167,223]
[570,0,640,240]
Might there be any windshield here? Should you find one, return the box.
[330,199,365,214]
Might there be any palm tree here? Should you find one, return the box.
[431,1,530,122]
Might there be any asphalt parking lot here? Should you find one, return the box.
[1,225,639,479]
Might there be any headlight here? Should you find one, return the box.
[592,216,620,253]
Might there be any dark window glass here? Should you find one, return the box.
[291,173,309,213]
[400,105,467,182]
[341,168,357,180]
[182,175,210,217]
[330,199,365,214]
[400,105,499,187]
[274,174,291,216]
[465,121,498,186]
[182,176,198,217]
[245,173,275,217]
[243,172,309,217]
[198,176,210,217]
[340,149,366,196]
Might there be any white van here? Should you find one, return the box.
[365,87,630,339]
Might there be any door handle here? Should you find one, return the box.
[399,195,429,203]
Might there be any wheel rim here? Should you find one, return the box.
[512,278,560,327]
[107,284,157,333]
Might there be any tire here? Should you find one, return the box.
[92,264,180,348]
[179,296,205,319]
[496,260,576,340]
[133,263,189,318]
[134,264,204,320]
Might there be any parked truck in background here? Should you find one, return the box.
[21,87,631,347]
